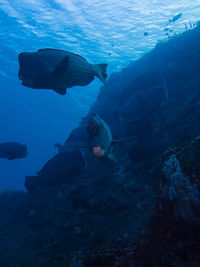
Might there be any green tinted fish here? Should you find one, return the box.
[88,113,137,162]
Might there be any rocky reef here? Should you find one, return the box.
[134,138,200,267]
[1,25,200,266]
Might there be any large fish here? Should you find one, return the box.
[25,149,85,192]
[88,113,114,160]
[18,48,108,95]
[88,113,137,161]
[0,142,27,160]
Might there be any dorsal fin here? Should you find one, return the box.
[37,48,87,61]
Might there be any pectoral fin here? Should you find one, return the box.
[53,88,67,95]
[113,136,137,144]
[52,56,69,78]
[107,153,118,162]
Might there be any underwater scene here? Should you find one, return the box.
[1,0,200,266]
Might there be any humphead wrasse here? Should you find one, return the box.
[88,113,137,161]
[0,142,27,160]
[18,48,108,95]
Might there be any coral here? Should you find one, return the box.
[161,154,200,222]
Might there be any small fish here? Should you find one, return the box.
[18,48,108,95]
[0,142,27,160]
[169,12,182,24]
[189,21,195,29]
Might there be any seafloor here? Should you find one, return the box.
[1,25,200,267]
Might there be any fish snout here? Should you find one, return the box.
[93,146,105,158]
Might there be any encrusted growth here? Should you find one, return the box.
[161,154,200,222]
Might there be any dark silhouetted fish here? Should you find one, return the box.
[18,48,108,95]
[169,12,182,24]
[54,126,91,153]
[0,142,27,160]
[25,149,84,192]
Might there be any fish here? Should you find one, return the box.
[25,149,84,191]
[88,113,115,160]
[169,12,182,24]
[0,142,27,160]
[88,113,137,161]
[54,125,92,153]
[18,48,108,95]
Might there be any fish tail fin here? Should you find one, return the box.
[93,63,108,86]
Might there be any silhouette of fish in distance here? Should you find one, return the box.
[0,142,27,160]
[18,48,108,95]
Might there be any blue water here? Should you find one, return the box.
[0,0,199,190]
